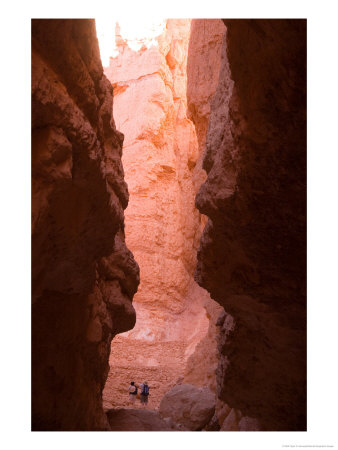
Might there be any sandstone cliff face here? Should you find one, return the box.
[183,18,226,394]
[195,19,307,431]
[187,19,226,151]
[32,19,139,430]
[102,19,223,409]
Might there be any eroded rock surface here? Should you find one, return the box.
[32,19,139,430]
[159,384,215,430]
[183,295,223,392]
[187,19,226,151]
[195,19,307,431]
[183,18,227,394]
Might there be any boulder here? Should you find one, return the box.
[203,412,221,431]
[238,416,261,431]
[159,384,215,430]
[220,409,239,431]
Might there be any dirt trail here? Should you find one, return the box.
[103,336,188,410]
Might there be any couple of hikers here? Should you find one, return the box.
[128,381,150,407]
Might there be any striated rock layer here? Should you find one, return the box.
[31,19,139,430]
[195,19,307,431]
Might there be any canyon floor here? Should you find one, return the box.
[103,336,188,410]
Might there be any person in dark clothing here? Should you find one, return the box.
[139,381,149,408]
[128,381,138,404]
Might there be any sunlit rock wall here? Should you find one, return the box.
[31,19,139,430]
[187,19,226,151]
[195,19,307,431]
[104,19,215,345]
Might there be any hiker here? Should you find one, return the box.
[139,381,150,408]
[128,381,138,404]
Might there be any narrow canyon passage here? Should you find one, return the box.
[31,18,306,431]
[98,19,225,411]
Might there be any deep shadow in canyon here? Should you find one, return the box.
[31,18,306,431]
[194,19,306,431]
[31,19,139,430]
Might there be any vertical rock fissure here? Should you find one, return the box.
[100,19,224,412]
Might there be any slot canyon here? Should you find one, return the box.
[31,18,306,431]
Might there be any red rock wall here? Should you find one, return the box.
[183,19,226,393]
[187,19,226,150]
[195,19,307,431]
[185,19,248,429]
[31,19,139,430]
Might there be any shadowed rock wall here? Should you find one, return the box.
[195,19,307,431]
[31,19,139,430]
[183,18,226,393]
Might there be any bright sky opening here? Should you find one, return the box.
[96,18,166,67]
